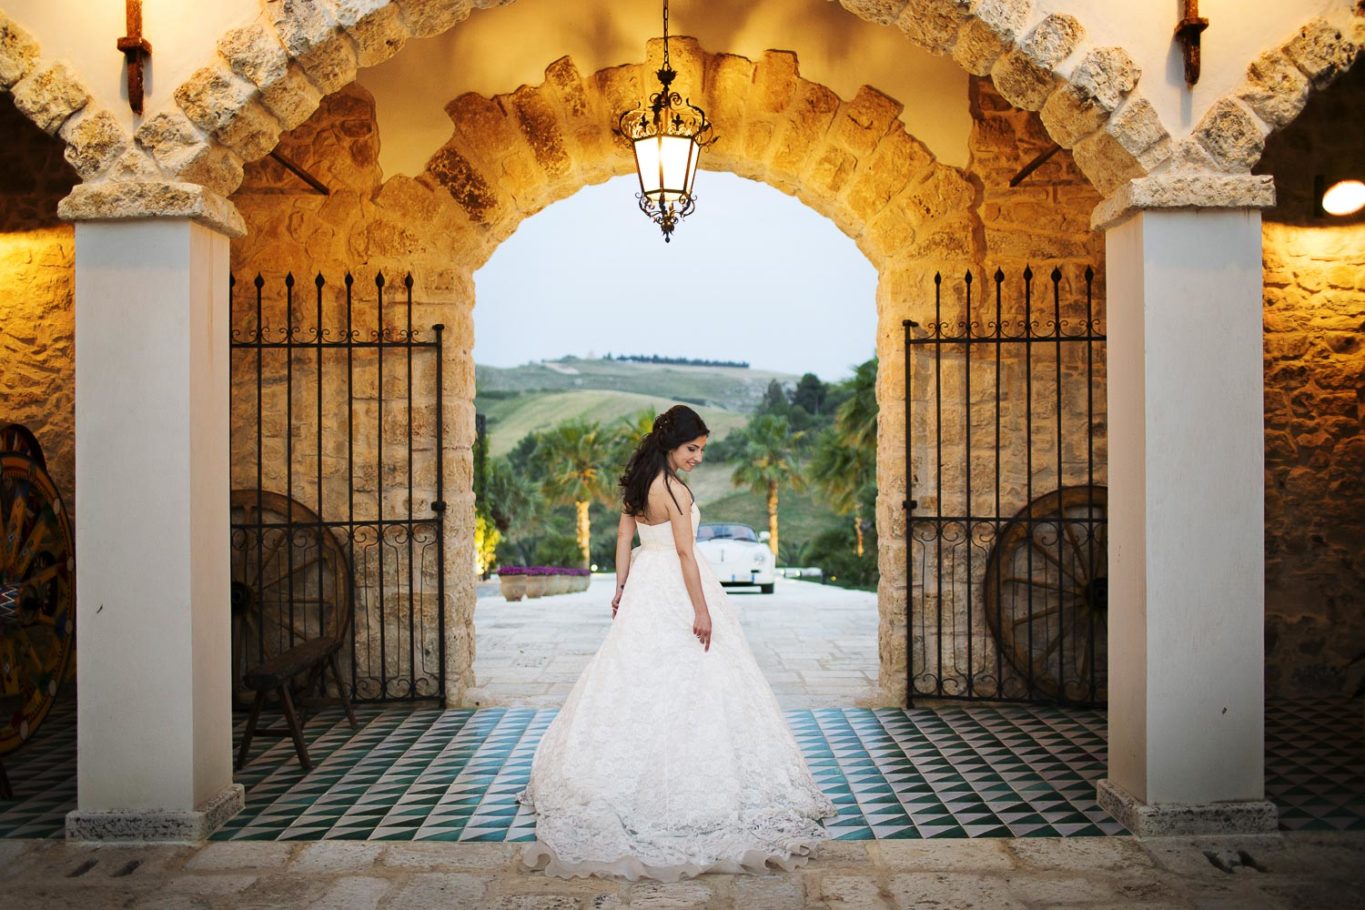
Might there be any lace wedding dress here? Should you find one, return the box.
[518,500,837,881]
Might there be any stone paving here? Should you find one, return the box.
[2,831,1363,908]
[466,576,880,710]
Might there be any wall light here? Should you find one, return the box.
[1320,179,1365,217]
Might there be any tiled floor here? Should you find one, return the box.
[2,697,1361,842]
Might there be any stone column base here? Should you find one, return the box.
[65,783,244,842]
[1097,779,1278,837]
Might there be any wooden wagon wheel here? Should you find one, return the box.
[229,490,353,709]
[0,424,45,470]
[0,453,75,755]
[982,485,1107,703]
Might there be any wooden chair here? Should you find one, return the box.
[230,501,358,772]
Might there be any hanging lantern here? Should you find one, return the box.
[615,0,716,242]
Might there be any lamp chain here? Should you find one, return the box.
[662,0,671,71]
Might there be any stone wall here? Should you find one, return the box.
[1256,63,1365,698]
[894,78,1107,703]
[0,92,77,501]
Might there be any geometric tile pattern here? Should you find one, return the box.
[2,698,1362,840]
[1266,698,1365,832]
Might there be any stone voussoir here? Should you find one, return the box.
[260,63,325,131]
[897,0,971,53]
[267,0,343,57]
[838,0,911,26]
[347,3,410,68]
[1236,49,1311,131]
[1192,95,1268,174]
[175,64,258,134]
[58,180,248,237]
[0,12,40,88]
[10,61,91,135]
[59,108,131,180]
[295,31,361,96]
[396,0,475,38]
[1283,16,1360,89]
[218,19,291,89]
[989,14,1084,112]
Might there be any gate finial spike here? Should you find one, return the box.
[933,272,942,285]
[375,272,386,288]
[285,272,295,288]
[315,273,326,288]
[344,272,354,287]
[1084,265,1094,281]
[994,267,1005,283]
[1051,266,1062,282]
[404,274,414,290]
[1023,265,1034,282]
[963,270,973,285]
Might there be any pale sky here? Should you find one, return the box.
[472,172,877,381]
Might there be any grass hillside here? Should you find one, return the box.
[476,357,797,413]
[479,389,747,457]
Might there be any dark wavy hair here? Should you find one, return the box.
[620,405,710,517]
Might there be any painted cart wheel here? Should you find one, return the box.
[0,424,45,470]
[982,485,1107,703]
[229,490,353,708]
[0,453,75,755]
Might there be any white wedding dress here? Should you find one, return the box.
[518,500,837,881]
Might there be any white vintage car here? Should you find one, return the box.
[695,522,775,593]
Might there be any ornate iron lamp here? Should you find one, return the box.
[616,0,716,242]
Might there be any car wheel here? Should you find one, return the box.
[760,583,774,594]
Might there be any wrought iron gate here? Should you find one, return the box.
[904,267,1107,707]
[229,272,446,703]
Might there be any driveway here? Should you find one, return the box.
[466,576,879,708]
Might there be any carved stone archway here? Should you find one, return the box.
[230,42,985,704]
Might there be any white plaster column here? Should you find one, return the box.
[65,219,242,840]
[1098,206,1277,836]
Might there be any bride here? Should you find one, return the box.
[518,405,837,881]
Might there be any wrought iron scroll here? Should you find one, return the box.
[904,266,1107,707]
[229,272,446,703]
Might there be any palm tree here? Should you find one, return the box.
[809,357,878,556]
[731,413,804,558]
[808,429,874,556]
[532,420,616,568]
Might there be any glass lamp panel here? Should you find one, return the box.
[633,136,663,200]
[658,135,698,203]
[683,140,700,196]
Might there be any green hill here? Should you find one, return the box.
[476,357,797,412]
[478,389,747,457]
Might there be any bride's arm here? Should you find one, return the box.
[612,510,637,616]
[666,494,712,650]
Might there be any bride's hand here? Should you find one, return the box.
[692,609,712,651]
[611,587,623,618]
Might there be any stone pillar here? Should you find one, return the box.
[62,187,245,840]
[1095,182,1277,836]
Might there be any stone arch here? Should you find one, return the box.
[228,43,992,704]
[36,0,1350,227]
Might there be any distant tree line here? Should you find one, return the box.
[604,353,749,369]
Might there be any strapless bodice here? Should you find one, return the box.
[636,501,700,550]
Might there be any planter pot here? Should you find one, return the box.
[499,575,527,602]
[524,576,550,599]
[571,574,591,593]
[546,574,573,596]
